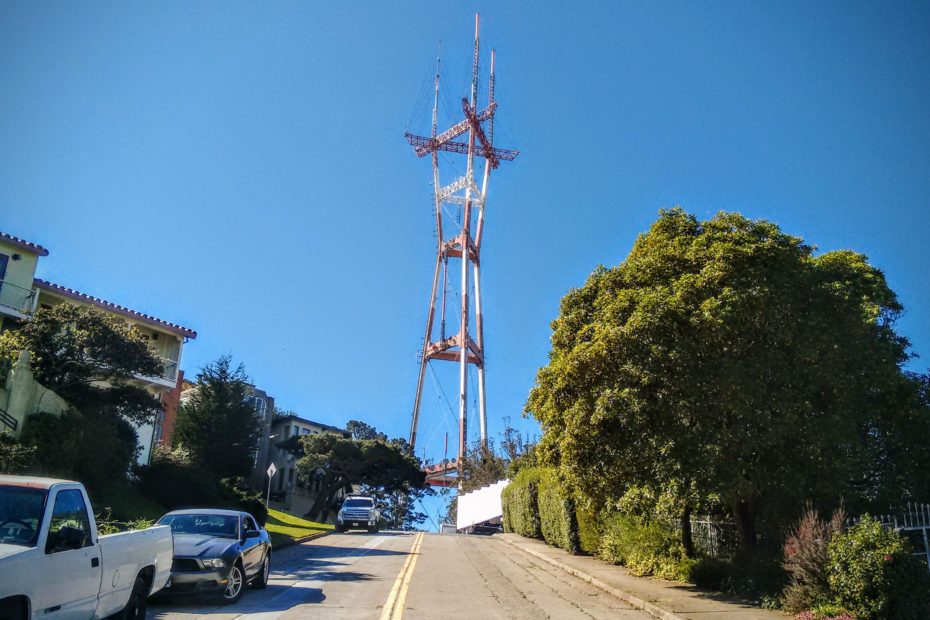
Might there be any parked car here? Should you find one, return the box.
[335,496,380,533]
[156,509,271,604]
[0,475,173,620]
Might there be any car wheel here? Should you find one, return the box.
[335,524,344,533]
[118,576,148,620]
[252,552,271,589]
[222,562,245,604]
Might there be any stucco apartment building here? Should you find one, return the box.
[266,413,349,515]
[0,231,196,465]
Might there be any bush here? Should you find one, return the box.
[220,478,268,525]
[501,467,542,538]
[21,411,139,495]
[828,515,930,620]
[781,506,844,613]
[721,547,786,600]
[135,458,225,509]
[537,469,579,553]
[575,501,601,555]
[687,557,729,589]
[0,432,34,474]
[597,513,692,580]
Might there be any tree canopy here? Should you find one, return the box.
[172,355,262,479]
[0,305,165,491]
[526,208,930,547]
[0,304,163,425]
[291,431,426,522]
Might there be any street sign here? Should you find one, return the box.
[267,462,277,479]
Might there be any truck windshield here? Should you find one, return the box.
[343,499,373,509]
[0,485,47,547]
[158,513,240,539]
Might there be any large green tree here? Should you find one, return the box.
[526,208,930,549]
[289,432,426,522]
[172,356,262,479]
[0,305,164,491]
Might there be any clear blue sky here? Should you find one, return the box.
[2,2,929,469]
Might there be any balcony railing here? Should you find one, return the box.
[159,357,179,383]
[0,279,36,316]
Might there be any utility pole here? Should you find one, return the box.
[406,14,519,484]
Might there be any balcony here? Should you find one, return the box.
[0,279,37,319]
[160,356,179,382]
[131,356,180,390]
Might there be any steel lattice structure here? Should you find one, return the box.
[407,14,519,484]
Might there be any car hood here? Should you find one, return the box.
[0,543,31,561]
[172,533,237,558]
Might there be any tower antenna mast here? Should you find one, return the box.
[406,14,519,485]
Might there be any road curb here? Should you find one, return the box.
[497,535,685,620]
[274,530,332,550]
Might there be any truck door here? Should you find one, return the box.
[37,488,102,620]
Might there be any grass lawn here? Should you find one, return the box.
[265,508,332,546]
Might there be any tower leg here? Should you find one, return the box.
[410,252,443,452]
[458,239,469,484]
[473,261,487,451]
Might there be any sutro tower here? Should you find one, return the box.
[406,14,519,480]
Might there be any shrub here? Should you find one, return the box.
[501,467,542,538]
[537,469,579,553]
[575,501,601,555]
[135,458,225,509]
[687,557,729,589]
[721,547,786,600]
[220,478,269,525]
[598,513,691,580]
[0,432,34,474]
[781,506,845,613]
[828,515,930,620]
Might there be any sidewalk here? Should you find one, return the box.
[498,533,787,620]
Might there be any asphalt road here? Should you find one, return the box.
[149,532,653,620]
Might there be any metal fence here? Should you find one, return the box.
[848,503,930,569]
[689,518,740,559]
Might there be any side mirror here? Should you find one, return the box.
[245,529,261,539]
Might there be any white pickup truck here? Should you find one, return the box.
[0,475,173,620]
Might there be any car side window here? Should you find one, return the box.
[46,489,92,554]
[245,516,257,532]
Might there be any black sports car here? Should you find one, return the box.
[157,509,272,604]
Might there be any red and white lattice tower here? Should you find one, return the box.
[406,14,519,483]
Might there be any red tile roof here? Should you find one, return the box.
[34,279,197,339]
[0,231,49,256]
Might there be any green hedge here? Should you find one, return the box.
[537,469,579,553]
[502,467,542,539]
[575,501,601,555]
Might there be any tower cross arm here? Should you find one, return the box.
[407,102,497,157]
[405,133,519,164]
[461,98,500,169]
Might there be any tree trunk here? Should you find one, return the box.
[734,500,757,549]
[307,476,345,521]
[681,505,694,558]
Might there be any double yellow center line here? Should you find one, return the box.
[380,532,424,620]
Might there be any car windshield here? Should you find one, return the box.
[158,513,240,538]
[344,498,373,509]
[0,485,47,547]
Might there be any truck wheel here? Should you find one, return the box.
[119,577,148,620]
[222,562,245,604]
[252,552,271,589]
